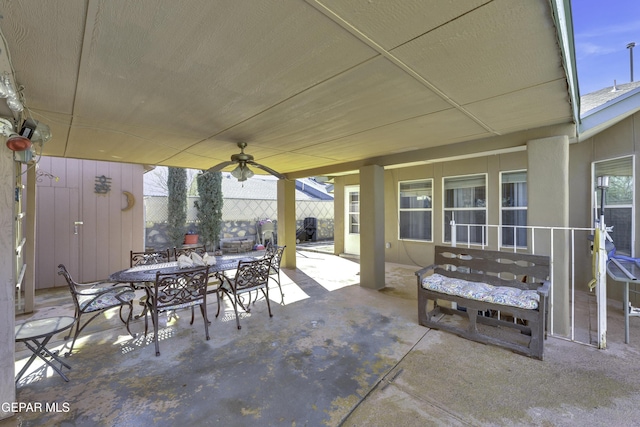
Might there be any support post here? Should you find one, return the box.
[596,226,607,349]
[277,178,297,269]
[359,165,385,290]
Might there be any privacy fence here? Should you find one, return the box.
[144,196,334,250]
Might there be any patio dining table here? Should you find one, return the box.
[108,254,256,284]
[108,254,258,321]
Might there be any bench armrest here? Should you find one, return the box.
[415,264,437,280]
[537,280,550,298]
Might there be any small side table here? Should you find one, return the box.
[15,316,76,383]
[606,258,640,344]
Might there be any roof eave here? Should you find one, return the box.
[578,88,640,141]
[551,0,581,126]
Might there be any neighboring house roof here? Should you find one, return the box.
[220,173,329,200]
[580,81,640,115]
[144,168,333,201]
[579,81,640,141]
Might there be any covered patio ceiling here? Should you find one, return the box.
[0,0,577,179]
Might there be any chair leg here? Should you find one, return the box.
[272,273,284,305]
[65,308,81,341]
[200,304,210,340]
[230,293,241,330]
[144,307,149,337]
[135,298,148,320]
[263,286,273,318]
[66,315,83,356]
[215,290,221,317]
[216,292,224,318]
[65,311,104,356]
[153,309,160,357]
[120,304,135,337]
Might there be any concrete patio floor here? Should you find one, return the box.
[4,249,640,426]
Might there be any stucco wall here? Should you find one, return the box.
[569,114,640,301]
[333,114,640,304]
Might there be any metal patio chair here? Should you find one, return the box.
[173,245,207,261]
[57,264,135,355]
[130,249,172,319]
[264,244,286,305]
[131,249,171,267]
[145,265,211,356]
[217,256,274,330]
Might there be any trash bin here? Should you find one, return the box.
[296,217,317,243]
[303,217,317,242]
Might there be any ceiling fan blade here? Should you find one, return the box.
[205,160,236,174]
[248,161,286,179]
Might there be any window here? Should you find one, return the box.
[443,174,486,244]
[399,179,432,241]
[501,171,527,247]
[348,191,359,234]
[594,156,634,256]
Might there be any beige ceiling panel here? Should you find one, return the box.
[465,80,573,133]
[392,0,565,105]
[186,139,287,164]
[0,0,575,175]
[180,140,243,165]
[63,124,192,164]
[242,151,338,175]
[215,57,451,151]
[32,110,73,157]
[156,151,220,171]
[314,0,489,50]
[164,144,336,175]
[295,108,490,161]
[0,0,86,113]
[72,0,378,138]
[65,115,202,150]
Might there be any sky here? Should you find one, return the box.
[572,0,640,95]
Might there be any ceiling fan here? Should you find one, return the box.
[205,142,285,181]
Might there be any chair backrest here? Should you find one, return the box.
[261,222,275,233]
[57,264,82,310]
[153,266,210,310]
[233,257,272,291]
[265,244,285,272]
[130,249,171,267]
[173,245,207,261]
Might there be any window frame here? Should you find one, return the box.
[500,170,528,249]
[442,173,487,245]
[398,178,433,242]
[347,190,360,235]
[592,155,635,257]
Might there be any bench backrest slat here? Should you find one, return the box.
[433,245,550,290]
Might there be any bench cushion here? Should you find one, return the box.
[421,273,540,310]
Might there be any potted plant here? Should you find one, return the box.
[184,228,199,245]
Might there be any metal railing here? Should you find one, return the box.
[449,220,606,348]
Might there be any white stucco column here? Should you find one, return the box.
[527,135,570,336]
[1,144,16,420]
[277,178,296,269]
[24,164,36,313]
[359,165,385,290]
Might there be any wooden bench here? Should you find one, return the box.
[415,245,550,360]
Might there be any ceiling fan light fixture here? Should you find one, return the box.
[206,142,283,181]
[231,163,254,182]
